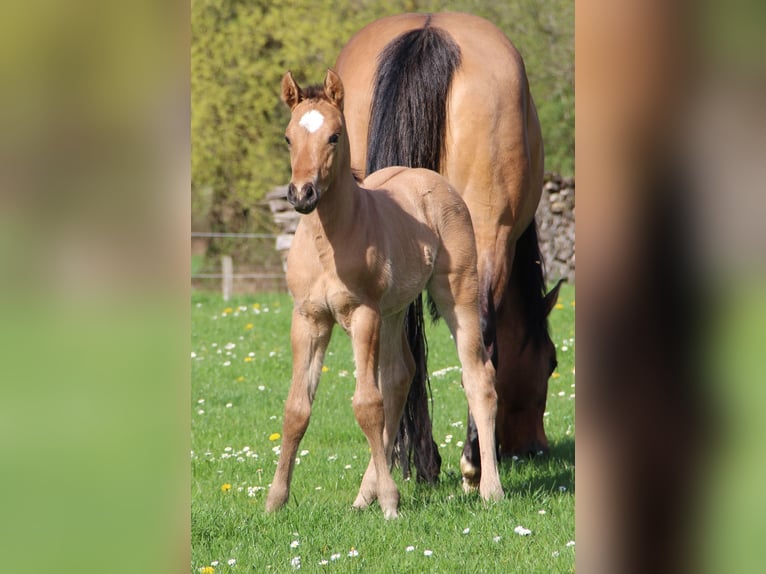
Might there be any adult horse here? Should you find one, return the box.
[335,12,562,488]
[265,70,503,519]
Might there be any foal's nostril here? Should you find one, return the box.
[302,183,315,201]
[287,182,297,203]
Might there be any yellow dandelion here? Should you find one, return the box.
[571,300,576,307]
[552,372,561,379]
[554,303,564,310]
[244,323,254,330]
[252,303,261,309]
[244,357,254,362]
[236,376,245,382]
[221,483,231,493]
[223,307,233,314]
[269,432,281,441]
[322,365,329,373]
[200,567,215,574]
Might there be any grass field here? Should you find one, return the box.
[191,285,575,573]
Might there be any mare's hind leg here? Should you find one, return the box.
[354,313,414,511]
[266,309,332,513]
[428,276,504,502]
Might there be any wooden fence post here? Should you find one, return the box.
[222,255,233,301]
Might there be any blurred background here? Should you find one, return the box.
[190,0,574,293]
[0,0,764,573]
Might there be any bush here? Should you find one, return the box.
[192,0,574,234]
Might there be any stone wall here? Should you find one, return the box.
[268,174,575,283]
[536,173,575,283]
[265,185,297,269]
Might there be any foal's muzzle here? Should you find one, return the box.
[287,182,320,214]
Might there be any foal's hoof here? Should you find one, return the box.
[352,495,399,519]
[480,484,505,502]
[352,492,376,510]
[265,487,288,513]
[378,488,400,520]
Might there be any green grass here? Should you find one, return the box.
[192,254,205,276]
[191,285,575,573]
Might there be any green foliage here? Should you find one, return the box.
[191,285,575,571]
[192,0,574,231]
[192,0,411,232]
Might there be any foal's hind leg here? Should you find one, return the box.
[461,284,497,490]
[354,314,414,512]
[266,309,332,513]
[429,277,504,502]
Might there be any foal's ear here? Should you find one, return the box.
[323,69,344,110]
[281,71,302,110]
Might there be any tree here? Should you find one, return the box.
[192,0,574,240]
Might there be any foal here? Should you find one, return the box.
[265,69,503,519]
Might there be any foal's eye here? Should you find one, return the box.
[284,136,291,146]
[328,133,340,144]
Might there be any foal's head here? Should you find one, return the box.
[281,69,348,214]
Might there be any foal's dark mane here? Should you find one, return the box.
[300,84,328,102]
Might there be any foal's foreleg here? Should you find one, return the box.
[265,311,331,513]
[349,305,401,519]
[355,317,413,513]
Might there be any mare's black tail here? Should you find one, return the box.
[366,17,461,482]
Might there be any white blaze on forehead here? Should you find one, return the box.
[299,110,324,133]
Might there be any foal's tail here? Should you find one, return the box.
[367,17,461,482]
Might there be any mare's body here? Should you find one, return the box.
[334,13,562,486]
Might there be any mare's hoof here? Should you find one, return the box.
[461,478,478,494]
[460,454,481,493]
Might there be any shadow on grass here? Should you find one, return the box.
[498,436,575,495]
[398,436,574,512]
